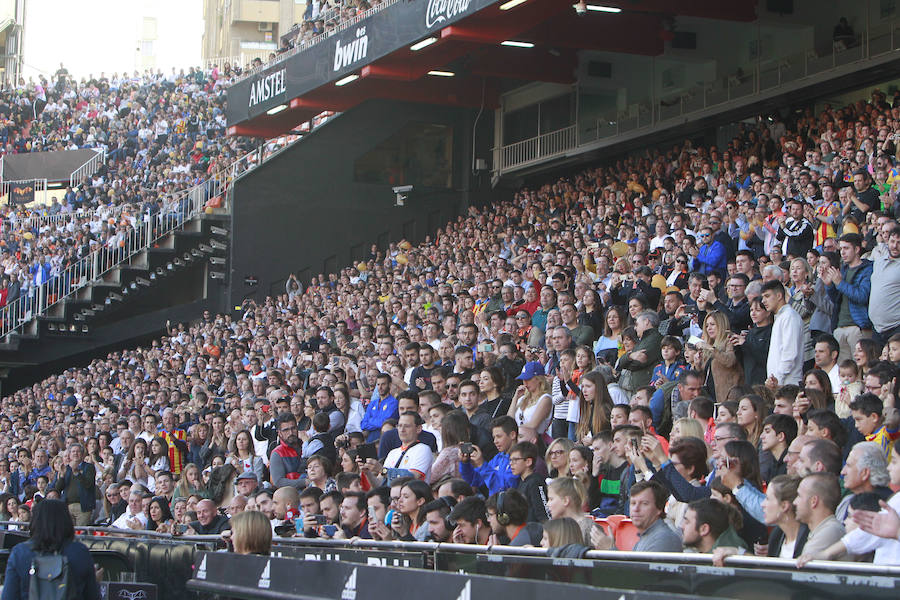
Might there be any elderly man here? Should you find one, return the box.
[112,490,149,530]
[53,443,96,526]
[618,311,663,391]
[835,442,893,522]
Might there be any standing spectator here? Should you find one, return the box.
[776,199,815,259]
[869,225,900,343]
[52,443,96,526]
[694,226,727,278]
[360,373,398,442]
[824,233,873,363]
[762,280,804,386]
[618,311,663,391]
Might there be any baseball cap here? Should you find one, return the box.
[516,361,545,381]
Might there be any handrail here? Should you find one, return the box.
[67,529,900,577]
[231,0,402,84]
[69,147,107,188]
[0,131,311,340]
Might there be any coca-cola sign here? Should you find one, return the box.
[425,0,473,29]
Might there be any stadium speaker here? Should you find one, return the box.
[587,61,612,78]
[671,32,697,50]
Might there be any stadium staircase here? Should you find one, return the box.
[0,134,311,377]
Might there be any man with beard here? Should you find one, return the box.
[269,413,306,490]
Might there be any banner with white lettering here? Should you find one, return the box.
[227,0,497,124]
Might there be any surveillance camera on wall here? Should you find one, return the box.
[393,185,412,207]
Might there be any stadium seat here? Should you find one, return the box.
[614,519,640,551]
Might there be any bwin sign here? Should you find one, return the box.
[334,28,368,72]
[248,69,286,108]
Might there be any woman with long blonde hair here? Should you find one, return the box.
[699,310,743,404]
[507,363,552,437]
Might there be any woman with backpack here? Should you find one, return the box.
[2,498,100,600]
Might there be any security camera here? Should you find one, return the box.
[573,1,587,15]
[393,185,412,207]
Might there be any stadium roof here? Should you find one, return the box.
[226,0,757,138]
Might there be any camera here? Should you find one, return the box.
[393,185,412,207]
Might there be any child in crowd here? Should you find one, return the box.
[849,394,898,461]
[835,360,863,418]
[651,336,686,388]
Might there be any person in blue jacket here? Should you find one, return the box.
[2,498,100,600]
[694,226,727,278]
[360,373,398,442]
[459,416,520,497]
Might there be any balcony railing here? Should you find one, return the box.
[497,18,900,174]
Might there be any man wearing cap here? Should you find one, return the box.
[236,470,260,497]
[693,226,727,279]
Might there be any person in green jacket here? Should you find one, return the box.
[616,310,663,391]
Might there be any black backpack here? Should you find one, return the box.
[28,551,74,600]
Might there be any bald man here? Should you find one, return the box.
[187,499,230,535]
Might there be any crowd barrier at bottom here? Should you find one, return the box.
[4,533,894,600]
[186,550,721,600]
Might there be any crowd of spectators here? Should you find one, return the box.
[0,89,899,571]
[0,65,255,313]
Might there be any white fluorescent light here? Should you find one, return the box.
[266,104,288,115]
[499,0,528,9]
[335,74,359,86]
[501,40,534,48]
[427,70,455,77]
[586,4,621,12]
[410,37,438,51]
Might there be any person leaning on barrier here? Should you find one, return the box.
[449,496,491,545]
[230,509,273,556]
[1,498,100,600]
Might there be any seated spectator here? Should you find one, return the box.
[794,472,848,561]
[835,442,892,522]
[449,496,491,545]
[459,416,519,496]
[630,480,683,553]
[681,498,748,554]
[422,496,456,542]
[486,489,543,546]
[230,509,273,555]
[187,499,230,535]
[509,441,549,522]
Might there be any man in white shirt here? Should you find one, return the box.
[762,280,804,386]
[112,490,148,530]
[383,412,433,481]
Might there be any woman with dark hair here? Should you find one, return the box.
[430,410,471,482]
[147,496,175,533]
[716,440,768,548]
[853,338,881,378]
[734,298,773,386]
[478,367,511,419]
[663,437,710,530]
[2,498,100,600]
[392,479,434,541]
[594,305,626,365]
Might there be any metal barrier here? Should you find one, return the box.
[42,530,898,600]
[69,147,106,188]
[189,550,716,600]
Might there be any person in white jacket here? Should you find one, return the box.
[761,280,804,387]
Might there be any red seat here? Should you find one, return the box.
[614,519,640,551]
